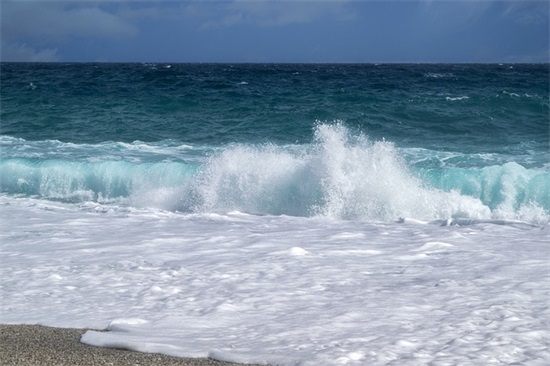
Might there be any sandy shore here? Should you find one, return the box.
[0,324,266,366]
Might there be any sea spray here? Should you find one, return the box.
[178,124,524,222]
[1,124,548,223]
[185,144,314,216]
[309,124,490,221]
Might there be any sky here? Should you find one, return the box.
[1,0,548,63]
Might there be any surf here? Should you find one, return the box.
[1,124,548,224]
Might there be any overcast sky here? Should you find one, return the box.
[1,0,548,63]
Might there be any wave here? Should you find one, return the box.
[445,96,469,101]
[1,124,548,224]
[0,159,198,209]
[421,163,549,211]
[0,135,211,163]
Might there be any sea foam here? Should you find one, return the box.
[1,124,548,224]
[180,123,546,223]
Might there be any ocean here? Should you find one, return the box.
[1,63,549,365]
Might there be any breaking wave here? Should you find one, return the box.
[1,124,548,224]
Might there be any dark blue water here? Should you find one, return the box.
[1,63,549,222]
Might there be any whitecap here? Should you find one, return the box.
[445,96,469,101]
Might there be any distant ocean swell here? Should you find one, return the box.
[1,124,548,224]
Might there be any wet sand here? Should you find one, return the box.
[0,324,266,366]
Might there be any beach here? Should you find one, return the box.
[1,324,264,366]
[1,63,548,365]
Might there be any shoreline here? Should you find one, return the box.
[0,324,265,366]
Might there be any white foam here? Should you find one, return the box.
[289,247,309,256]
[1,194,548,365]
[2,126,547,223]
[445,96,469,101]
[186,123,497,222]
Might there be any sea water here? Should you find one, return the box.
[1,63,549,365]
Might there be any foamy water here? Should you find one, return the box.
[2,124,548,223]
[1,193,548,365]
[2,63,549,365]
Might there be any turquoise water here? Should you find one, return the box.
[1,63,548,222]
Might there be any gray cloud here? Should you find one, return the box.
[500,1,549,26]
[1,0,137,61]
[1,0,546,63]
[1,1,137,41]
[1,41,60,62]
[200,0,355,29]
